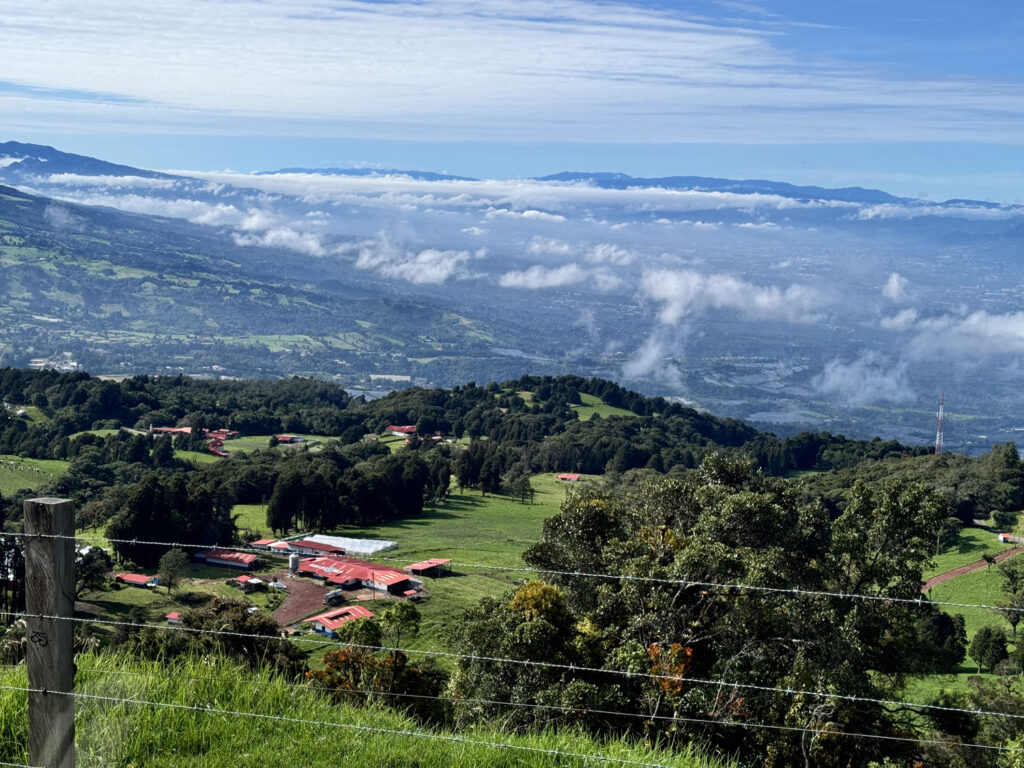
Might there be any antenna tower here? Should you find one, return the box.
[934,392,945,455]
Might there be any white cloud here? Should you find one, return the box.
[527,236,575,256]
[880,307,918,330]
[486,207,567,223]
[499,263,586,289]
[0,156,26,169]
[640,268,823,324]
[232,227,325,257]
[622,334,682,388]
[355,233,479,284]
[461,226,486,236]
[814,352,912,406]
[858,203,1024,221]
[42,173,179,190]
[881,272,908,301]
[585,243,634,265]
[2,1,1023,144]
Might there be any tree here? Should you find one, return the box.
[76,547,112,598]
[969,626,1008,673]
[266,470,304,535]
[378,601,421,654]
[158,548,188,594]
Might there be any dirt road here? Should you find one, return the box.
[922,547,1024,592]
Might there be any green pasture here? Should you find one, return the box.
[0,653,728,768]
[572,392,637,421]
[925,526,1014,579]
[0,454,68,495]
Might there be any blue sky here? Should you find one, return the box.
[1,0,1021,201]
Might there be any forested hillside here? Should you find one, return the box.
[0,368,1022,766]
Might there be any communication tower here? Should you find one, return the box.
[934,392,945,455]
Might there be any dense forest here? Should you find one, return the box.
[1,368,1023,766]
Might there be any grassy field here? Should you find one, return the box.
[925,526,1014,579]
[928,564,1013,639]
[221,434,337,454]
[0,653,730,768]
[0,454,69,495]
[318,473,594,651]
[572,392,638,421]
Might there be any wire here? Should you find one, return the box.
[17,611,1024,726]
[0,683,677,768]
[13,529,1024,615]
[0,682,1014,755]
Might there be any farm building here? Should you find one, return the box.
[150,426,193,436]
[302,534,396,557]
[385,425,416,437]
[296,555,416,594]
[276,435,304,444]
[165,612,182,625]
[229,574,265,593]
[115,573,155,588]
[194,549,260,570]
[306,605,374,637]
[287,539,345,556]
[557,473,582,482]
[250,538,276,550]
[405,558,451,577]
[207,429,239,441]
[999,533,1014,544]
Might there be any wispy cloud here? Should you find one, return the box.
[499,263,586,289]
[814,352,912,406]
[2,1,1022,144]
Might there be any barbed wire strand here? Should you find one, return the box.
[14,611,1024,727]
[0,682,1014,755]
[71,662,1024,737]
[9,530,1024,616]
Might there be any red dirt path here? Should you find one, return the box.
[921,547,1024,592]
[271,573,329,626]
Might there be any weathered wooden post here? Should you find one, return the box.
[24,497,75,768]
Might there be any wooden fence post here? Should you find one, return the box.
[24,497,75,768]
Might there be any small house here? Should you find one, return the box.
[229,574,265,593]
[557,473,582,482]
[385,425,416,437]
[306,605,375,638]
[115,573,155,588]
[999,533,1013,544]
[165,612,182,625]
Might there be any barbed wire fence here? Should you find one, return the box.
[5,499,1024,767]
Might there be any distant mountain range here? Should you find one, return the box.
[2,140,1002,208]
[2,138,1024,452]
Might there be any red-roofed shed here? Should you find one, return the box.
[115,573,154,588]
[385,425,416,437]
[306,605,375,637]
[196,549,260,570]
[404,558,451,577]
[557,473,582,482]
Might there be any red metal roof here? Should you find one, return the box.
[115,573,152,586]
[289,539,344,553]
[297,556,408,587]
[385,425,416,434]
[557,473,582,481]
[200,549,259,565]
[405,557,451,571]
[306,604,375,631]
[252,538,275,546]
[165,612,181,620]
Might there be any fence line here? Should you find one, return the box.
[10,530,1024,616]
[0,682,1014,756]
[12,611,1024,727]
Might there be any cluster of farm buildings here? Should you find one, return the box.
[115,532,451,638]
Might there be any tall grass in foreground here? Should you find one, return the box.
[0,653,733,768]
